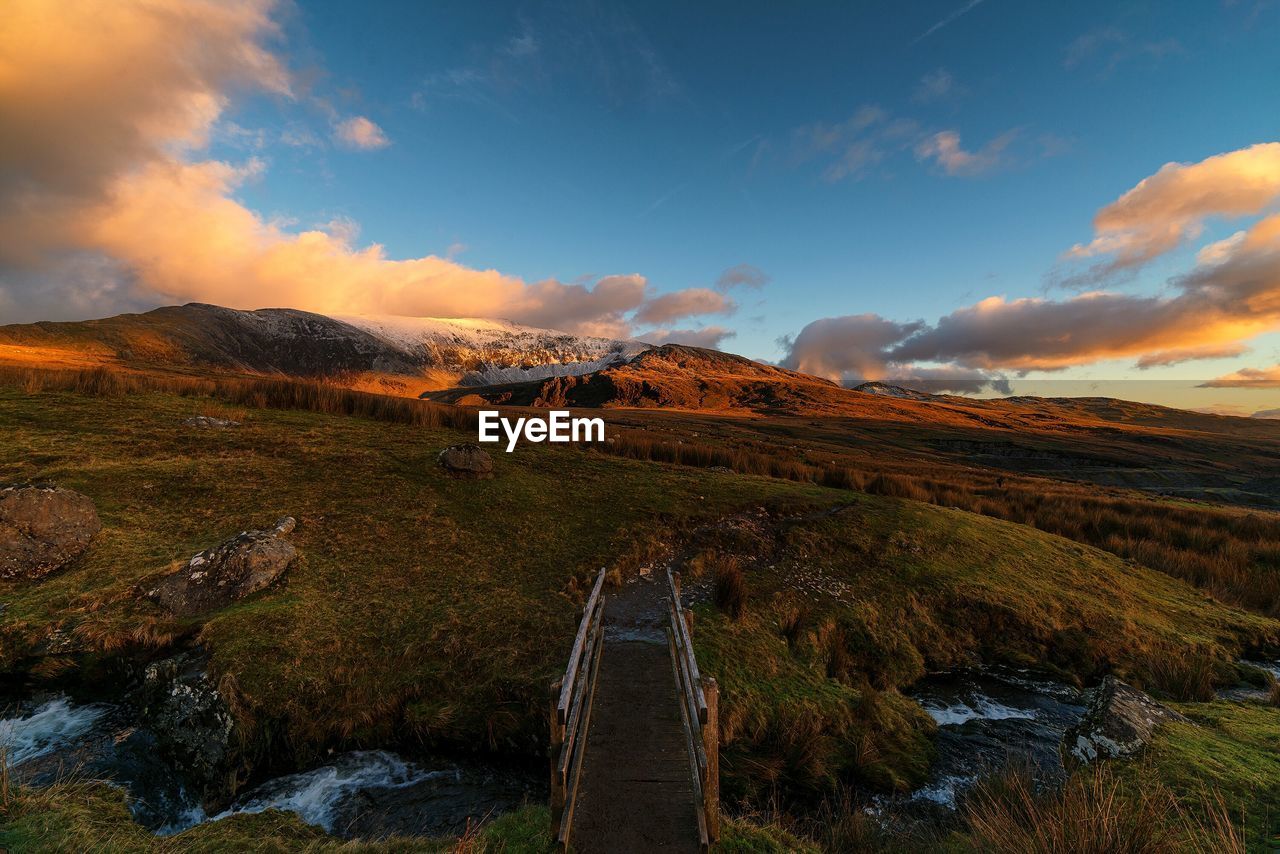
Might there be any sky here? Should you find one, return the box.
[1,0,1279,414]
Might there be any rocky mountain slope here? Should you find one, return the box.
[0,304,646,393]
[426,344,858,413]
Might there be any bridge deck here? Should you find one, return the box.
[567,583,702,853]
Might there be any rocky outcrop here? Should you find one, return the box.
[148,517,297,616]
[1062,677,1189,763]
[136,651,238,807]
[183,415,240,429]
[438,443,494,479]
[0,484,100,580]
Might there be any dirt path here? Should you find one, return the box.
[568,572,702,853]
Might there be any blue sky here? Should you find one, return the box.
[3,0,1280,411]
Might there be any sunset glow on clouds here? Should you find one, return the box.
[0,0,1278,404]
[784,144,1280,391]
[0,0,728,337]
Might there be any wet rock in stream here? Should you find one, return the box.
[136,651,238,808]
[901,667,1086,812]
[1063,676,1188,763]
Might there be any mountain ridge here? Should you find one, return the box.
[0,303,645,394]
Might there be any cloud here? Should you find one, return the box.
[913,69,959,103]
[794,106,1057,183]
[632,288,735,325]
[0,0,714,339]
[1199,365,1280,388]
[777,313,1010,394]
[791,105,920,183]
[1134,344,1248,369]
[1064,27,1183,75]
[0,0,289,266]
[511,274,651,337]
[1066,142,1280,274]
[333,116,389,150]
[640,326,736,350]
[781,143,1280,379]
[915,129,1020,177]
[715,264,770,291]
[411,3,679,116]
[779,314,925,381]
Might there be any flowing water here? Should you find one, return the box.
[901,667,1086,810]
[0,695,109,765]
[1,694,541,839]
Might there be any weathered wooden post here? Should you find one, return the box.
[702,676,720,842]
[549,676,565,837]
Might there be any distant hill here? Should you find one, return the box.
[0,304,645,395]
[425,344,862,414]
[3,304,1278,441]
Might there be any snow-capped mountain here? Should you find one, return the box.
[335,314,648,385]
[0,304,650,389]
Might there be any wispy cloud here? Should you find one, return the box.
[640,183,687,217]
[912,0,985,45]
[912,68,963,103]
[333,116,390,150]
[715,263,770,291]
[411,2,681,118]
[633,288,735,325]
[915,128,1021,176]
[791,105,920,182]
[1064,26,1184,76]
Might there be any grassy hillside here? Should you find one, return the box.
[683,502,1278,801]
[3,378,1278,850]
[0,385,839,763]
[1122,700,1280,850]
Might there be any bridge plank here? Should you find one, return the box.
[569,639,702,853]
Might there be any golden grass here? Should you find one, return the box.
[603,430,1280,617]
[962,764,1245,854]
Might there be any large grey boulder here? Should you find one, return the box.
[1063,676,1189,763]
[438,443,494,479]
[0,484,101,580]
[148,517,297,616]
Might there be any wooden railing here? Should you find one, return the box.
[666,568,720,848]
[549,568,607,847]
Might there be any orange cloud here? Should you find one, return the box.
[632,288,735,325]
[639,326,736,350]
[1135,344,1248,369]
[785,143,1280,381]
[0,0,719,337]
[334,116,390,150]
[0,0,288,265]
[1068,142,1280,270]
[915,129,1019,177]
[1199,365,1280,388]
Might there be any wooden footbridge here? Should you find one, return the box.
[549,568,720,852]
